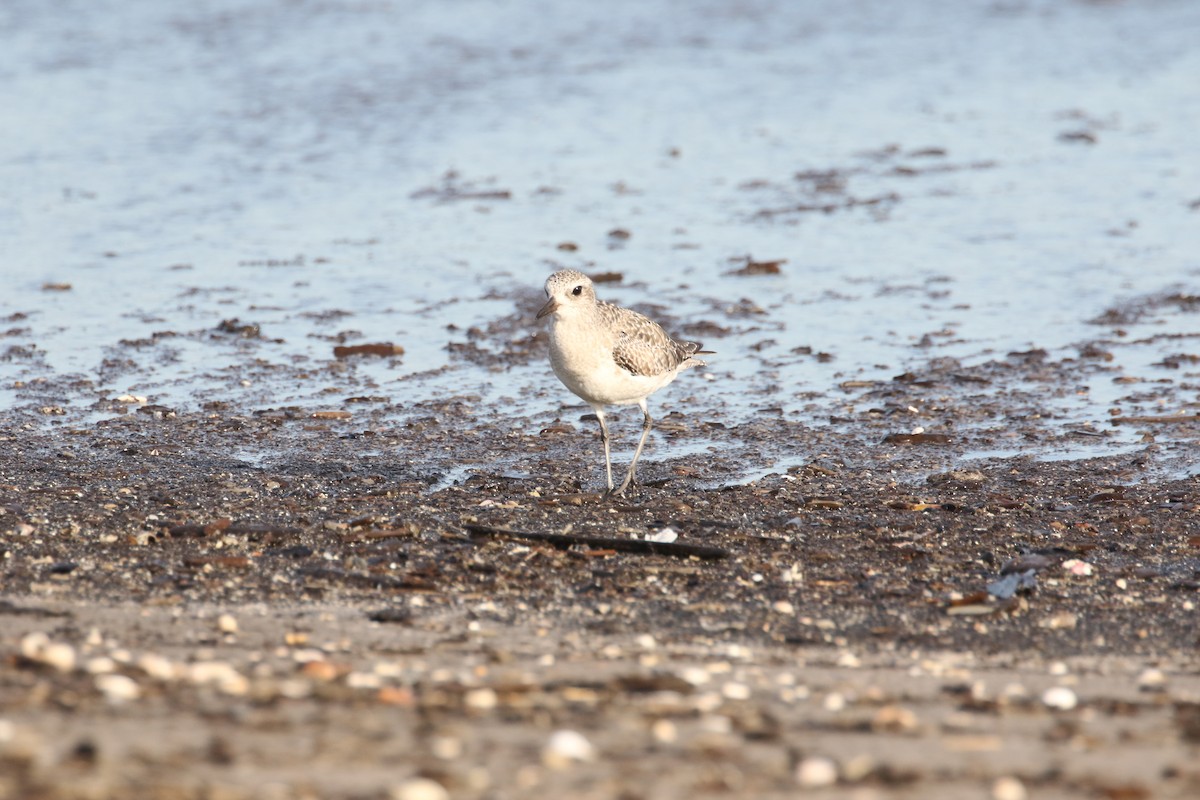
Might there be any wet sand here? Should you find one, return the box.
[4,305,1200,798]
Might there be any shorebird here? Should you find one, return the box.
[536,269,709,495]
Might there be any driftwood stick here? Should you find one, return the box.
[463,524,730,560]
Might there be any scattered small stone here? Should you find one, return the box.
[137,653,177,681]
[464,687,498,712]
[1062,559,1094,577]
[346,672,382,690]
[217,613,239,634]
[85,656,117,675]
[1137,668,1167,691]
[542,729,595,769]
[311,410,352,420]
[96,673,141,704]
[389,777,450,800]
[301,660,343,682]
[651,718,677,744]
[377,686,415,706]
[644,527,678,543]
[1042,686,1078,710]
[722,681,751,701]
[836,651,861,668]
[795,756,838,788]
[1039,611,1078,630]
[188,661,249,695]
[285,631,310,646]
[20,632,76,672]
[992,776,1028,800]
[430,735,463,760]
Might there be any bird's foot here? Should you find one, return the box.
[608,473,638,496]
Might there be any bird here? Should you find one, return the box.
[536,269,709,495]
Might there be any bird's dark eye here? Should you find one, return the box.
[572,285,583,296]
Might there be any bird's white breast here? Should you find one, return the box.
[547,313,675,406]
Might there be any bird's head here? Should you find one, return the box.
[537,269,596,320]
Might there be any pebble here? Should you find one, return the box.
[1039,611,1078,630]
[377,686,415,706]
[301,660,342,682]
[722,681,751,700]
[651,718,677,744]
[346,672,382,690]
[217,613,239,634]
[1137,667,1166,691]
[992,776,1028,800]
[20,632,76,673]
[795,756,838,788]
[430,735,463,760]
[291,648,326,664]
[1041,686,1078,710]
[19,631,49,658]
[464,687,498,711]
[542,729,595,769]
[137,653,177,681]
[644,527,678,543]
[85,656,117,675]
[96,673,141,703]
[188,661,249,695]
[1062,558,1094,577]
[389,778,450,800]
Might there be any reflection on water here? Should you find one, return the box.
[3,0,1198,462]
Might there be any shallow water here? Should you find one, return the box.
[3,0,1198,460]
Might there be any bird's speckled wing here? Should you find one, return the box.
[598,301,703,377]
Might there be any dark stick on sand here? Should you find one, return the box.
[463,523,730,560]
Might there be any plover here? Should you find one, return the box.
[537,269,709,495]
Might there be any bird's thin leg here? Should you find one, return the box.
[615,400,652,495]
[594,407,615,493]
